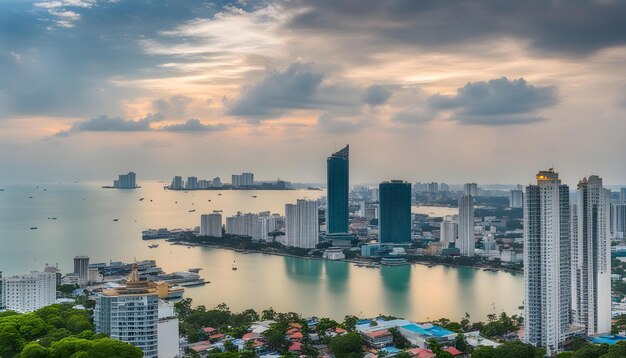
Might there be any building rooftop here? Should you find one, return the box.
[400,323,456,338]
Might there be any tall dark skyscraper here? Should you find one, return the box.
[326,145,350,234]
[379,180,411,244]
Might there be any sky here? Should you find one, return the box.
[1,0,625,185]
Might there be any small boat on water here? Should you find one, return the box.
[232,260,238,271]
[113,219,119,221]
[188,209,196,212]
[251,195,257,198]
[139,198,144,201]
[148,244,159,248]
[30,227,38,230]
[188,268,203,273]
[28,196,33,199]
[218,193,222,196]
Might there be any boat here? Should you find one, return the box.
[214,209,223,213]
[0,189,4,191]
[188,209,196,212]
[30,227,38,230]
[232,261,238,271]
[113,219,119,221]
[218,193,222,196]
[208,199,211,202]
[188,268,203,273]
[148,244,159,248]
[28,196,33,199]
[251,195,257,198]
[180,279,207,287]
[139,198,144,201]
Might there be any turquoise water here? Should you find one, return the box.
[0,182,523,321]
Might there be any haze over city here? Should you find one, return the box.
[1,0,625,184]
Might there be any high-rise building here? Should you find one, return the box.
[427,182,439,193]
[200,213,222,237]
[611,203,626,239]
[464,183,478,196]
[113,172,137,188]
[158,300,180,358]
[523,169,571,356]
[171,176,183,190]
[509,189,524,208]
[0,271,3,310]
[571,176,611,335]
[186,176,198,190]
[232,174,242,187]
[440,216,458,247]
[285,199,319,248]
[73,256,89,286]
[1,271,56,313]
[241,172,254,187]
[620,188,626,202]
[378,180,411,244]
[370,187,379,201]
[458,195,475,256]
[326,145,349,234]
[94,264,159,357]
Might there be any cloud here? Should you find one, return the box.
[286,1,626,56]
[391,109,434,125]
[227,63,324,120]
[55,113,163,136]
[152,95,192,117]
[428,77,557,125]
[363,85,392,106]
[158,119,226,132]
[316,113,371,134]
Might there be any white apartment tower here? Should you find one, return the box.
[464,182,478,196]
[523,169,571,356]
[1,271,56,313]
[440,216,458,248]
[611,203,626,239]
[458,195,474,256]
[571,175,611,335]
[94,264,159,357]
[285,199,319,248]
[509,189,524,208]
[200,213,222,237]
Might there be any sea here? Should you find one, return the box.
[0,181,523,321]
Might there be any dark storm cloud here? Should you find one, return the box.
[363,85,393,106]
[159,119,226,132]
[429,77,557,125]
[227,63,366,121]
[0,0,236,119]
[286,0,626,56]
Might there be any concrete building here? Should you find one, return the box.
[620,188,626,202]
[158,300,180,358]
[0,271,3,310]
[611,203,626,239]
[170,176,183,190]
[326,145,349,235]
[1,271,56,313]
[232,174,242,188]
[379,180,412,244]
[285,199,319,248]
[73,255,89,286]
[94,264,159,357]
[241,172,254,187]
[113,171,137,189]
[440,216,458,248]
[186,176,198,190]
[458,195,475,256]
[571,175,611,335]
[464,183,478,196]
[200,213,222,237]
[523,169,571,356]
[509,189,524,208]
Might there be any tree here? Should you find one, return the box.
[388,327,410,349]
[328,332,363,358]
[317,318,339,336]
[261,308,276,320]
[174,298,193,320]
[20,342,51,358]
[454,333,471,353]
[343,315,358,332]
[602,341,626,358]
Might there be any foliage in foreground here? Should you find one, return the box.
[0,304,141,358]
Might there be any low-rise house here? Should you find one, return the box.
[443,346,464,356]
[406,348,436,358]
[362,330,393,348]
[463,331,500,348]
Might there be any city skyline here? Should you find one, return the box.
[1,1,625,184]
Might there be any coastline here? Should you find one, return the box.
[170,240,522,275]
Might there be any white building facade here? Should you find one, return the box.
[200,213,222,237]
[523,169,571,356]
[458,195,474,256]
[571,175,611,335]
[285,199,319,248]
[440,216,458,248]
[2,271,56,313]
